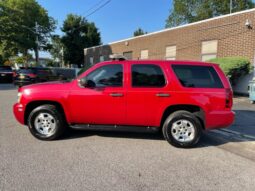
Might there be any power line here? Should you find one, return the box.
[85,0,111,18]
[81,0,108,16]
[70,0,111,32]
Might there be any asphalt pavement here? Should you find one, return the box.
[1,84,255,191]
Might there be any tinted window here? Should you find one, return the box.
[132,64,165,87]
[17,69,36,74]
[172,65,223,88]
[0,66,12,71]
[86,64,123,87]
[35,68,52,76]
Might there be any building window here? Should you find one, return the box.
[100,55,104,62]
[123,51,133,60]
[140,50,149,60]
[89,57,94,65]
[201,40,218,61]
[165,45,176,60]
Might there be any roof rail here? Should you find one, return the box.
[109,54,127,61]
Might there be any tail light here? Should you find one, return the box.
[225,88,233,108]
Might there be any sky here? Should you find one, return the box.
[37,0,172,57]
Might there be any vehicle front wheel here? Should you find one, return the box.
[27,104,66,140]
[162,110,202,148]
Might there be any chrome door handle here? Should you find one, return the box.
[156,93,170,97]
[110,93,123,97]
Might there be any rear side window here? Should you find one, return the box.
[172,65,223,88]
[0,66,12,71]
[132,64,165,87]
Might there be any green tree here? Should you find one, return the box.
[133,28,147,37]
[166,0,254,28]
[0,0,56,63]
[0,55,3,65]
[61,14,101,68]
[49,35,63,66]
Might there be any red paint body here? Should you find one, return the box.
[13,60,235,129]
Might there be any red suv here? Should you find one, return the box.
[13,60,235,148]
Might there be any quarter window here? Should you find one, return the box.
[172,65,223,88]
[132,64,165,87]
[86,64,123,87]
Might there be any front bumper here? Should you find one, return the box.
[13,103,25,125]
[206,110,235,129]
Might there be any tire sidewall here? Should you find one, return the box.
[163,112,201,148]
[28,106,63,140]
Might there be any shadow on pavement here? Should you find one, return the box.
[229,110,255,136]
[61,127,255,149]
[64,129,164,141]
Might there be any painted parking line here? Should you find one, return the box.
[219,129,255,140]
[211,129,255,145]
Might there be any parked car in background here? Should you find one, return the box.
[13,58,235,148]
[13,68,37,87]
[0,66,13,83]
[13,67,76,87]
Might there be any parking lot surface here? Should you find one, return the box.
[1,84,255,191]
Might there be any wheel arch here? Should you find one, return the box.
[24,100,68,125]
[160,104,205,129]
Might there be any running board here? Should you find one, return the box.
[70,124,159,133]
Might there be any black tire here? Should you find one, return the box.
[162,110,202,148]
[27,104,66,140]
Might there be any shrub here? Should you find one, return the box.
[209,57,253,85]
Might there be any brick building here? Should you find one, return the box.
[84,9,255,94]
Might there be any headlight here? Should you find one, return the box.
[17,92,22,103]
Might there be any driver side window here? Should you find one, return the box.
[85,64,123,87]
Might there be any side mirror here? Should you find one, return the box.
[78,78,96,88]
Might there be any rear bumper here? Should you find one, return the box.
[13,103,25,125]
[206,110,235,129]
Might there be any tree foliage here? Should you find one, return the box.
[0,0,56,61]
[133,28,147,37]
[209,57,253,85]
[166,0,255,28]
[61,14,101,67]
[49,35,63,64]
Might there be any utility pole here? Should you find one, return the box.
[61,46,64,68]
[35,21,39,66]
[230,0,233,14]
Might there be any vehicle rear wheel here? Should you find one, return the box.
[27,104,66,140]
[162,110,202,148]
